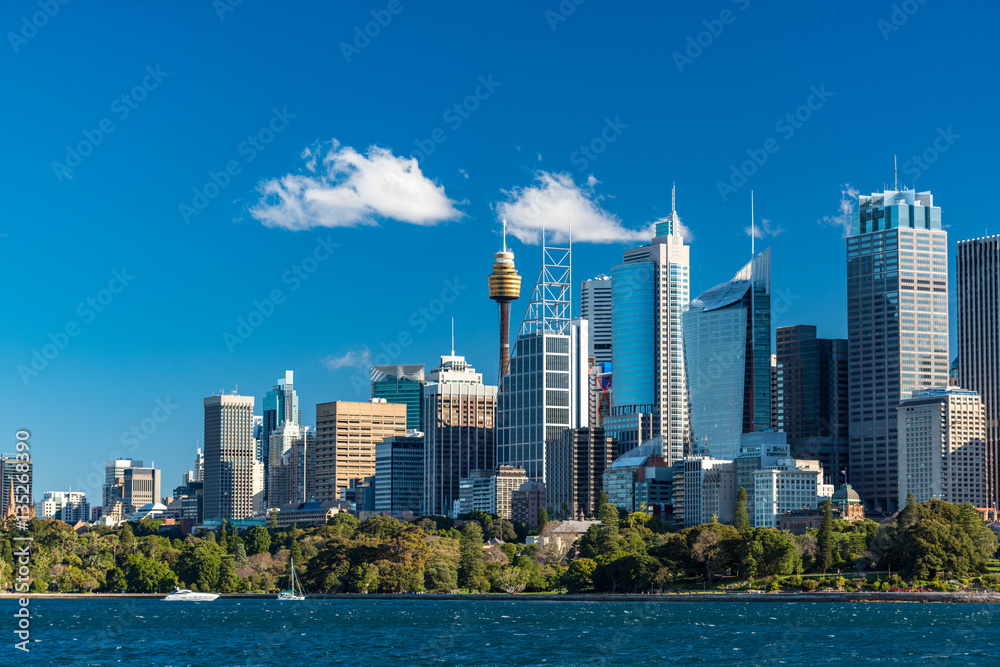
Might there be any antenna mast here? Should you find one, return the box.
[894,155,898,191]
[749,191,755,432]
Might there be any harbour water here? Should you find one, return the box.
[7,598,999,665]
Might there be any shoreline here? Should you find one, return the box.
[4,591,999,603]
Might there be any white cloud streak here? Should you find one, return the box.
[251,140,462,230]
[322,346,371,371]
[820,183,859,237]
[744,218,784,239]
[495,172,662,245]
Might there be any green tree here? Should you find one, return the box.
[233,543,249,569]
[595,490,609,516]
[734,487,750,534]
[123,554,176,593]
[216,556,240,593]
[563,557,597,593]
[244,526,271,556]
[816,498,834,573]
[537,507,549,533]
[424,562,458,592]
[106,567,127,592]
[458,522,486,591]
[119,523,136,555]
[349,563,379,593]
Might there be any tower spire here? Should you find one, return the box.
[894,155,898,191]
[451,317,454,356]
[671,181,676,215]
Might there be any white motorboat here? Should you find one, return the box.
[277,557,306,600]
[163,587,219,601]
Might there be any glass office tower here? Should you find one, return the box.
[684,249,771,461]
[261,371,300,506]
[371,364,426,431]
[956,234,1000,510]
[605,192,690,463]
[847,189,948,512]
[581,275,613,365]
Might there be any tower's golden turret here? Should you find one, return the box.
[488,220,521,381]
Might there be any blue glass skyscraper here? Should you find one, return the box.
[684,249,771,461]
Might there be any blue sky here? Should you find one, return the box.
[3,1,997,501]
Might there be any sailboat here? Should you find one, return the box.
[277,557,305,600]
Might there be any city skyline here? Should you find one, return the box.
[5,2,997,499]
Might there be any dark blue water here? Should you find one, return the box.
[4,599,998,665]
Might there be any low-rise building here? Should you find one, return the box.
[754,457,830,528]
[38,491,90,523]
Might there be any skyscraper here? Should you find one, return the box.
[497,237,589,483]
[847,188,948,511]
[122,466,161,514]
[898,387,987,507]
[545,426,614,520]
[684,248,771,461]
[314,399,407,502]
[956,234,1000,510]
[775,325,849,484]
[267,423,315,507]
[103,459,142,513]
[605,189,690,462]
[581,275,612,365]
[371,364,425,431]
[375,432,424,514]
[1,454,33,519]
[203,393,263,521]
[261,371,300,504]
[423,352,497,515]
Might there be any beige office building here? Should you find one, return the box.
[492,465,529,520]
[204,393,263,521]
[315,399,407,501]
[898,388,987,507]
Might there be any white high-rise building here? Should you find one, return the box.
[103,459,142,513]
[581,275,612,365]
[898,387,987,507]
[203,393,264,520]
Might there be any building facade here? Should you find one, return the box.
[898,388,987,507]
[372,364,426,432]
[512,481,546,529]
[606,197,690,463]
[122,466,161,514]
[203,393,263,521]
[545,427,613,520]
[683,457,736,527]
[685,249,771,461]
[422,353,497,516]
[375,433,424,514]
[848,189,949,511]
[956,234,1000,510]
[38,491,90,523]
[775,325,849,485]
[1,454,33,520]
[491,465,529,520]
[314,399,407,502]
[753,458,827,528]
[581,274,613,365]
[261,371,300,506]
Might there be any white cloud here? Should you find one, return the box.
[495,172,658,245]
[820,183,859,237]
[250,140,462,230]
[322,346,371,371]
[744,218,784,239]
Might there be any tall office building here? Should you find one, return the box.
[375,432,425,514]
[605,189,690,462]
[898,388,987,506]
[775,325,849,484]
[203,393,263,521]
[423,353,497,515]
[261,371,300,504]
[122,466,161,514]
[956,234,1000,510]
[684,248,771,461]
[581,275,613,365]
[546,427,614,520]
[371,364,426,431]
[314,399,407,502]
[498,238,589,483]
[847,189,948,511]
[1,455,32,520]
[103,459,142,513]
[268,424,315,507]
